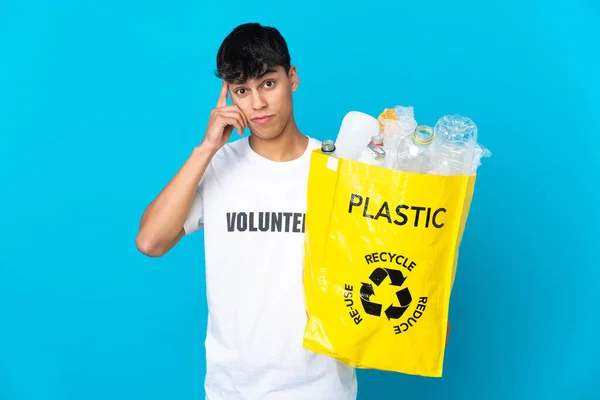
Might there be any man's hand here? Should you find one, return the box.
[136,82,246,257]
[201,81,248,152]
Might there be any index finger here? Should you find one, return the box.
[216,80,229,108]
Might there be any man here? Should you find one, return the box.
[136,23,358,399]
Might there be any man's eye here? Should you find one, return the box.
[264,80,275,88]
[236,89,246,95]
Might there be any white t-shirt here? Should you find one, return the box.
[183,136,358,400]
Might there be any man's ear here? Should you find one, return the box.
[288,66,299,92]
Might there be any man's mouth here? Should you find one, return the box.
[252,115,274,124]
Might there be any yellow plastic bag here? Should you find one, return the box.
[303,149,476,377]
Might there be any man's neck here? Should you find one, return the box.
[248,117,308,162]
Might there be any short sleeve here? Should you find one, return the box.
[183,177,205,235]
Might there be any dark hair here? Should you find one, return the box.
[215,23,291,84]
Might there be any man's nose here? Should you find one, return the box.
[251,92,267,110]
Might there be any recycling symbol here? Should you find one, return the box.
[360,267,413,320]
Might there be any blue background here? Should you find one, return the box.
[1,0,599,399]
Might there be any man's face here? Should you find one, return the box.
[228,66,299,140]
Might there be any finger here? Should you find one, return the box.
[217,114,245,134]
[216,80,229,108]
[236,105,249,129]
[218,105,248,126]
[218,105,249,129]
[216,109,247,131]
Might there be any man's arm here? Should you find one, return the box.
[135,144,216,257]
[136,81,248,257]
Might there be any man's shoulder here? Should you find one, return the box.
[208,135,322,170]
[221,136,250,152]
[209,137,249,163]
[215,136,321,157]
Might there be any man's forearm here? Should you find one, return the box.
[136,144,216,256]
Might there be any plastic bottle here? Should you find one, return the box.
[395,125,435,173]
[321,139,337,157]
[357,143,386,167]
[370,134,384,147]
[471,142,492,174]
[378,106,418,169]
[334,111,380,160]
[430,115,478,176]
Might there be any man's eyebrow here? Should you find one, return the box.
[229,69,278,88]
[257,68,277,79]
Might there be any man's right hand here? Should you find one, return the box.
[201,81,248,152]
[136,81,249,257]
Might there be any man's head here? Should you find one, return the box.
[215,23,299,140]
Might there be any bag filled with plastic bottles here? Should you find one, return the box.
[302,107,490,377]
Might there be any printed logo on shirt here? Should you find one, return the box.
[226,212,306,233]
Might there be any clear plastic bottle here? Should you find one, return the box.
[471,142,492,173]
[395,125,435,173]
[369,134,384,148]
[321,139,337,157]
[430,115,478,176]
[357,143,386,167]
[378,106,418,169]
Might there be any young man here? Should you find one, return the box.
[136,23,358,399]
